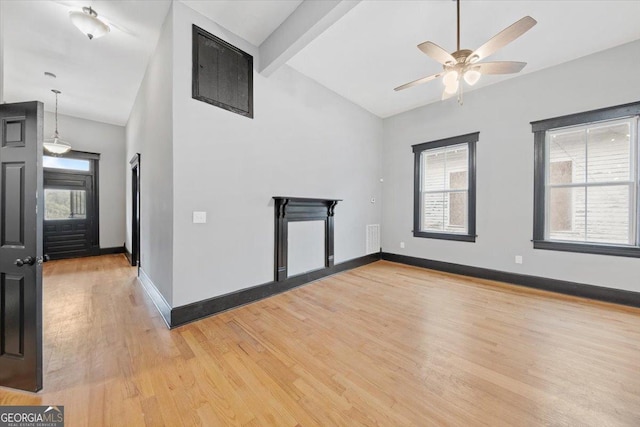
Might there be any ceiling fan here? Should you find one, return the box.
[394,0,537,104]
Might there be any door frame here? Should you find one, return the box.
[43,150,100,259]
[129,153,140,268]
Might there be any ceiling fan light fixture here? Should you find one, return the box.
[443,70,459,86]
[463,69,481,86]
[444,79,459,94]
[69,7,110,40]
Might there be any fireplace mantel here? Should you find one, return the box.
[273,197,341,282]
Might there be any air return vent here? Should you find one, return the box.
[366,224,380,255]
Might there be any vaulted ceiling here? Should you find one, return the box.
[2,1,640,125]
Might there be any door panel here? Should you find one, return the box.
[44,221,90,258]
[2,163,25,245]
[44,172,94,259]
[0,102,44,392]
[2,274,25,357]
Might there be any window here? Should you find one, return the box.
[412,132,478,242]
[532,101,640,257]
[45,189,87,220]
[43,156,90,171]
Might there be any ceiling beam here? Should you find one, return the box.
[258,0,360,77]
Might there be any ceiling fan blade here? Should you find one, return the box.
[475,61,527,75]
[394,73,443,91]
[417,42,456,65]
[468,16,537,62]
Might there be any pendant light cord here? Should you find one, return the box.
[52,89,61,136]
[55,92,58,135]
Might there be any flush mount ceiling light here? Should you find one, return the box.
[43,90,72,155]
[395,0,536,104]
[69,6,110,40]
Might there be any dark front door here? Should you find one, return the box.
[44,171,94,259]
[0,102,44,392]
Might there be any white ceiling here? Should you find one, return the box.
[181,0,303,46]
[3,0,172,126]
[2,1,640,126]
[287,0,640,118]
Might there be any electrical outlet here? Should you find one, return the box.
[515,255,523,264]
[400,241,405,249]
[193,211,207,224]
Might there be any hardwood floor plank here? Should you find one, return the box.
[1,255,639,426]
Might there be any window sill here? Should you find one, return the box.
[533,240,640,258]
[413,231,476,242]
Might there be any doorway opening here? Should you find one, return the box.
[43,151,100,259]
[129,153,140,268]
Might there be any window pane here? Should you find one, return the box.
[423,149,446,191]
[586,185,631,244]
[43,156,90,172]
[550,161,572,185]
[549,187,585,242]
[422,192,444,231]
[449,170,467,190]
[422,144,468,192]
[549,129,586,184]
[445,145,468,186]
[587,122,631,183]
[446,191,467,231]
[45,189,87,220]
[549,187,573,232]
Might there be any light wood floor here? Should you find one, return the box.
[1,255,639,426]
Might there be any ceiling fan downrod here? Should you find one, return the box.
[456,0,461,52]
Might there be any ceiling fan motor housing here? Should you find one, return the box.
[444,49,477,75]
[451,49,473,63]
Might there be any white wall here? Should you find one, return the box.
[170,2,383,307]
[382,39,640,293]
[44,112,125,248]
[125,5,174,305]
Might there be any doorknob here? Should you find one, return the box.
[14,256,36,267]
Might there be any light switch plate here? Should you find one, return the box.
[193,211,207,224]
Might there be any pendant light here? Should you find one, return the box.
[43,90,72,155]
[69,6,110,40]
